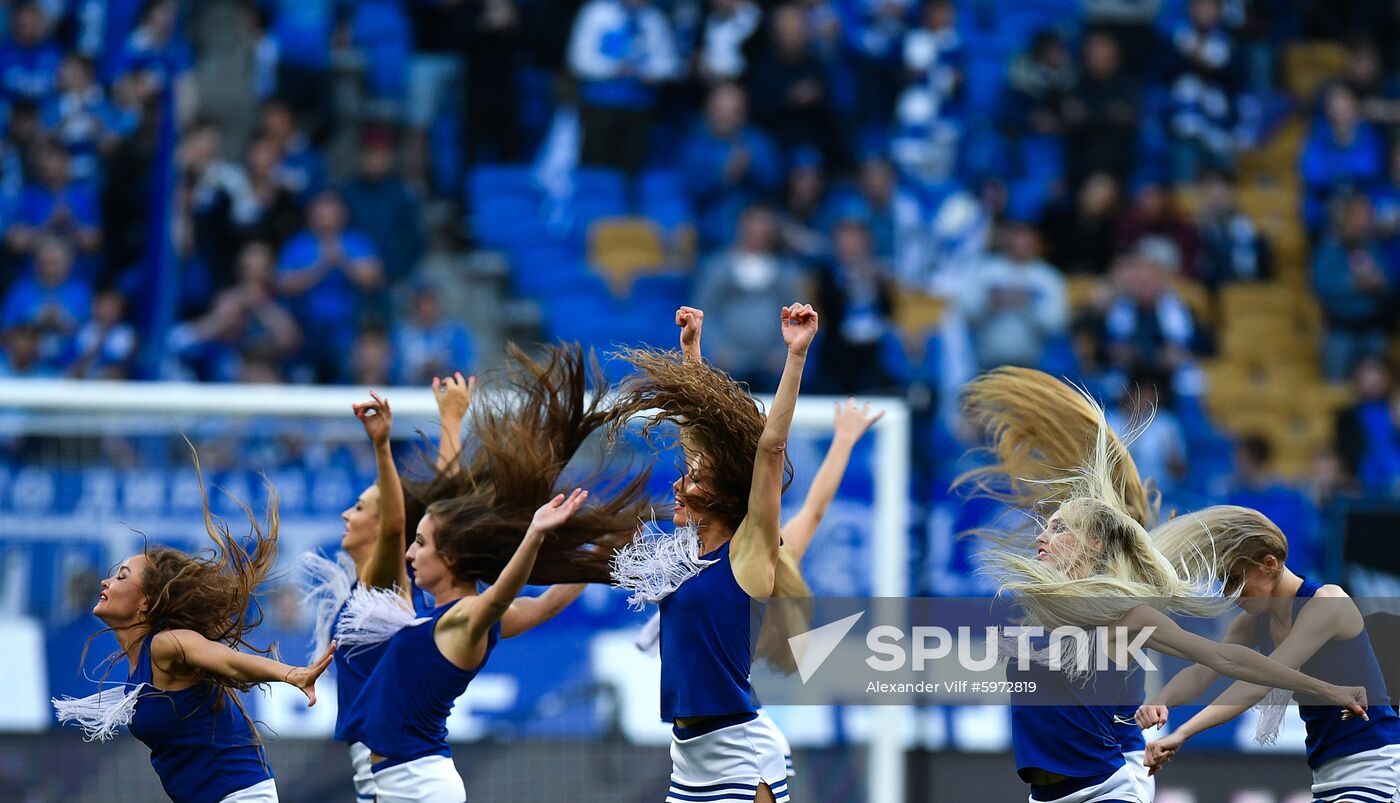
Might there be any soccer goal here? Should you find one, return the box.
[0,378,911,803]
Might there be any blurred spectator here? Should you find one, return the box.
[167,241,302,383]
[7,139,102,261]
[1195,169,1272,289]
[842,0,914,133]
[42,54,136,185]
[748,4,838,162]
[1307,446,1360,512]
[277,191,383,383]
[114,0,195,124]
[1115,181,1200,277]
[961,222,1068,370]
[816,215,899,394]
[257,98,328,203]
[1061,31,1140,187]
[1104,246,1197,376]
[392,281,475,386]
[901,0,962,120]
[1040,171,1122,276]
[1214,435,1321,572]
[568,0,680,174]
[1335,355,1398,487]
[1000,30,1075,137]
[1367,141,1400,268]
[68,288,136,379]
[2,236,90,367]
[244,136,303,247]
[0,324,52,377]
[178,120,257,288]
[265,0,342,141]
[340,129,423,284]
[1342,37,1400,131]
[462,0,524,166]
[1082,0,1159,76]
[349,325,394,386]
[696,0,762,84]
[1300,83,1384,233]
[850,155,923,269]
[1346,385,1400,494]
[692,205,803,388]
[1166,0,1237,182]
[1108,368,1188,488]
[776,147,830,260]
[680,82,781,249]
[349,0,411,110]
[0,2,62,104]
[1310,194,1394,380]
[403,0,470,191]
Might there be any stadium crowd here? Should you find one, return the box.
[0,0,1399,580]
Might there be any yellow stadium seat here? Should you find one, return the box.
[1284,42,1351,99]
[892,288,945,344]
[1219,282,1296,322]
[589,217,667,294]
[1066,276,1106,314]
[1173,278,1214,327]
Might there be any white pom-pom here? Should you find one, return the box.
[1252,687,1292,745]
[52,683,146,742]
[299,551,358,663]
[336,584,421,654]
[634,611,662,654]
[610,521,716,611]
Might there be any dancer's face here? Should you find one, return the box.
[94,555,149,625]
[340,485,381,558]
[1225,556,1281,613]
[407,514,451,591]
[1035,507,1100,576]
[671,452,707,528]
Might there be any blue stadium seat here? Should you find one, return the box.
[512,243,586,298]
[628,273,689,311]
[468,164,537,203]
[573,167,628,205]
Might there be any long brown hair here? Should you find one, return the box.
[412,343,657,585]
[610,347,794,530]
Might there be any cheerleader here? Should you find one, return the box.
[957,368,1367,803]
[1140,506,1400,803]
[342,344,656,802]
[609,303,819,803]
[631,306,884,779]
[302,375,473,801]
[53,460,334,803]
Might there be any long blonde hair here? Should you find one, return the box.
[962,370,1220,628]
[1149,505,1288,591]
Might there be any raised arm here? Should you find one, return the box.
[354,393,410,593]
[1135,608,1256,728]
[441,490,589,655]
[1145,590,1365,773]
[153,629,334,706]
[1124,605,1367,718]
[781,398,884,563]
[501,584,586,639]
[731,303,818,599]
[677,306,703,363]
[432,372,475,471]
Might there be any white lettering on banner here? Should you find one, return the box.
[78,470,117,515]
[123,471,166,513]
[11,469,55,514]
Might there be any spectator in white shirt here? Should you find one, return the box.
[961,221,1068,369]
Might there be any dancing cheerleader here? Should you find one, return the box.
[610,303,819,803]
[338,344,656,802]
[53,460,334,803]
[301,374,474,801]
[1139,506,1400,803]
[631,305,883,778]
[957,368,1367,803]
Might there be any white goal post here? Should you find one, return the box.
[0,378,911,803]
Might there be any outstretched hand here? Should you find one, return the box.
[1144,732,1184,776]
[530,489,589,533]
[433,372,475,421]
[353,392,392,446]
[286,641,335,706]
[780,303,818,355]
[676,306,704,359]
[833,398,885,442]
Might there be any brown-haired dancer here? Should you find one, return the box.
[332,344,656,803]
[299,372,475,802]
[610,303,819,803]
[52,461,334,803]
[632,306,883,781]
